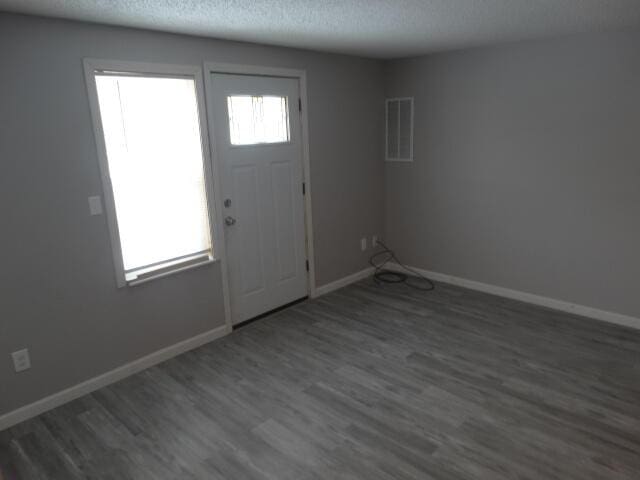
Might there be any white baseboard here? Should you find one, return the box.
[387,263,640,331]
[0,324,230,431]
[313,267,374,298]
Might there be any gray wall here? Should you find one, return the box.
[0,13,384,415]
[384,29,640,319]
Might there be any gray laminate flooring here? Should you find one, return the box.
[2,278,640,479]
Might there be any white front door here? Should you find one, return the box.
[210,73,308,324]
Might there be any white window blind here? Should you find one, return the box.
[227,95,290,145]
[386,97,414,162]
[94,73,213,283]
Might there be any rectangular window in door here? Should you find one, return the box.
[227,95,290,146]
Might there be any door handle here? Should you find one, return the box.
[224,216,236,226]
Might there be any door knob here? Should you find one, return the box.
[224,216,236,226]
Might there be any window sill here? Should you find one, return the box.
[229,141,291,148]
[126,256,218,287]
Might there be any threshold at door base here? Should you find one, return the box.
[233,297,308,330]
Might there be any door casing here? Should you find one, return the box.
[203,62,317,331]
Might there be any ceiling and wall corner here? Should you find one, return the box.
[0,0,640,58]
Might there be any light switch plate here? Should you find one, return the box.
[360,237,367,251]
[12,348,31,372]
[88,196,103,216]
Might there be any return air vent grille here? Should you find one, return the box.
[386,97,413,162]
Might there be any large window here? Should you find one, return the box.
[86,61,214,286]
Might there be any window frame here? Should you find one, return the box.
[83,59,219,287]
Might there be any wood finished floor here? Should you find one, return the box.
[2,278,640,479]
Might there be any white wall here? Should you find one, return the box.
[384,29,640,319]
[0,13,385,416]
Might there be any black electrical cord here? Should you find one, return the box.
[369,240,435,291]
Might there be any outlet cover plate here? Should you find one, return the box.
[88,196,103,216]
[12,349,31,372]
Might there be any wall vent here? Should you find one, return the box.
[385,97,413,162]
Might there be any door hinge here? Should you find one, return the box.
[298,98,302,112]
[302,182,306,195]
[305,260,309,272]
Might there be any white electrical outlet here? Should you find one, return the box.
[372,235,379,247]
[88,196,103,216]
[361,237,367,251]
[12,348,31,372]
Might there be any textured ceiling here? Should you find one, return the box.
[2,0,640,58]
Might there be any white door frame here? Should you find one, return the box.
[202,62,317,330]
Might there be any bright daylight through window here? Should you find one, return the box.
[227,95,290,145]
[94,72,213,284]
